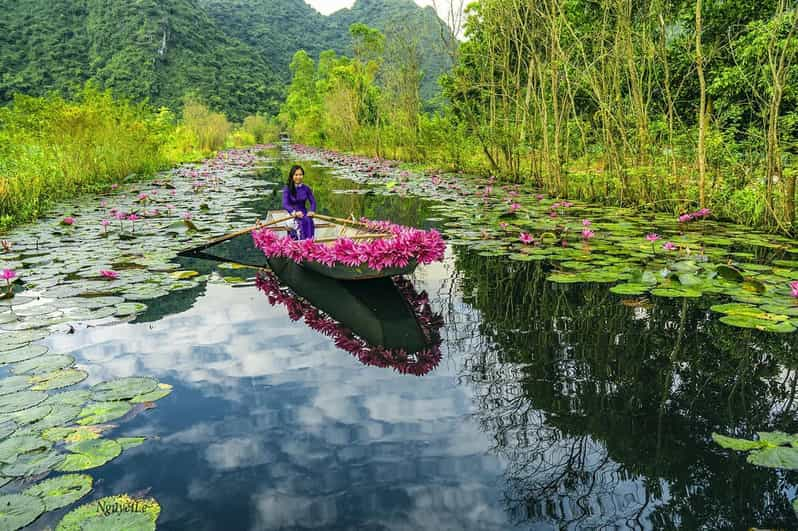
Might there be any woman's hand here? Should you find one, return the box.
[294,211,304,218]
[308,212,315,217]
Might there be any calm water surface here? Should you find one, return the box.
[32,155,798,529]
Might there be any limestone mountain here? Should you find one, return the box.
[0,0,451,118]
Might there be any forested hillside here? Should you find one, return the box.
[199,0,451,101]
[0,0,450,119]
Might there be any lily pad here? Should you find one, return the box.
[2,450,65,477]
[91,377,158,402]
[57,439,122,472]
[719,315,797,333]
[30,368,88,391]
[0,493,45,531]
[24,474,93,511]
[0,376,32,396]
[747,446,798,469]
[129,383,172,404]
[609,283,652,296]
[56,494,160,531]
[0,391,48,414]
[0,435,51,463]
[76,402,132,425]
[0,345,48,364]
[117,437,146,450]
[11,354,76,375]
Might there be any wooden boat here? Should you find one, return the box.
[180,210,418,280]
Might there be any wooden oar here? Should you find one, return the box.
[178,214,295,255]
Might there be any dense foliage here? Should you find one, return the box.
[0,0,449,120]
[198,0,451,101]
[0,87,263,230]
[281,0,798,233]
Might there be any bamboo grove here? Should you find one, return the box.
[280,1,798,233]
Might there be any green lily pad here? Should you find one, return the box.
[2,404,51,426]
[2,449,65,477]
[30,368,88,391]
[76,402,132,425]
[716,264,745,282]
[28,404,82,431]
[0,345,48,364]
[57,494,160,531]
[11,354,76,375]
[650,288,703,298]
[24,474,93,511]
[609,283,652,296]
[713,432,769,451]
[710,303,788,322]
[117,437,146,450]
[129,383,173,404]
[91,377,158,402]
[747,446,798,469]
[113,303,147,317]
[0,420,17,439]
[720,315,797,333]
[0,391,48,414]
[57,439,122,472]
[0,493,45,531]
[0,435,51,463]
[47,390,92,406]
[0,330,48,347]
[169,270,199,280]
[0,376,32,396]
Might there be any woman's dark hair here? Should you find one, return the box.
[287,165,304,198]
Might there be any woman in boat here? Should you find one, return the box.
[282,165,316,240]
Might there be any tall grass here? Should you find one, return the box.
[0,88,267,232]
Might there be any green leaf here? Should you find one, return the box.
[24,474,93,511]
[91,377,158,402]
[56,494,160,531]
[76,402,132,425]
[747,446,798,469]
[0,493,45,531]
[56,439,122,472]
[712,432,767,451]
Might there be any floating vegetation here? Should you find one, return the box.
[289,144,798,334]
[56,494,160,531]
[23,474,93,511]
[0,148,271,528]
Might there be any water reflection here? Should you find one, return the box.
[255,264,443,376]
[451,246,798,529]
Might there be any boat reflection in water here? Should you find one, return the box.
[256,258,443,376]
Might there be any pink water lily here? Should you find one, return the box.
[582,229,595,239]
[253,218,445,272]
[100,270,119,280]
[509,203,521,213]
[791,281,798,298]
[127,214,139,222]
[499,222,509,230]
[182,212,193,220]
[536,194,544,200]
[61,217,75,226]
[663,241,677,251]
[111,184,119,190]
[645,233,661,242]
[582,219,592,227]
[1,269,16,281]
[678,214,692,223]
[520,232,534,245]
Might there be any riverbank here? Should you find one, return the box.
[286,142,798,334]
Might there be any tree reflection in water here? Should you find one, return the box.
[444,247,798,529]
